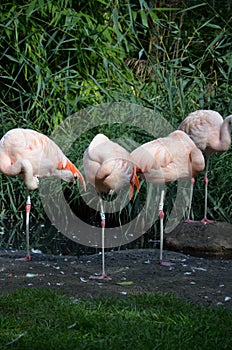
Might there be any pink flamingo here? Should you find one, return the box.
[83,133,140,280]
[178,110,232,223]
[131,130,205,266]
[0,128,86,260]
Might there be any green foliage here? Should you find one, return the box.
[0,0,231,252]
[0,288,231,349]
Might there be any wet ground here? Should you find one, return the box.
[0,248,231,309]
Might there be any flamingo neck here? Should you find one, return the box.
[219,115,232,151]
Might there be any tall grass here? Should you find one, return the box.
[0,0,231,253]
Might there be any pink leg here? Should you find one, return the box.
[201,160,215,223]
[185,178,197,223]
[16,192,31,261]
[89,199,112,280]
[158,190,172,267]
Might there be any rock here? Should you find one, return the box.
[165,221,232,258]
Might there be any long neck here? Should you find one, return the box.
[0,155,38,190]
[219,115,232,151]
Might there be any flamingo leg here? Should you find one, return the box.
[89,198,112,280]
[185,177,196,223]
[17,190,31,261]
[201,159,214,223]
[158,190,172,267]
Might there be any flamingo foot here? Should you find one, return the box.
[201,218,215,224]
[16,255,31,261]
[159,260,173,267]
[89,274,112,281]
[184,218,198,223]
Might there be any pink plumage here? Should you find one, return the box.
[131,130,205,265]
[83,133,140,280]
[178,110,232,222]
[0,128,86,260]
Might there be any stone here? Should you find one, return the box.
[165,221,232,258]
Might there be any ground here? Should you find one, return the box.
[1,245,232,309]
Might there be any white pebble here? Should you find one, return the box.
[224,296,231,302]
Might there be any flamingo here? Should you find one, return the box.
[131,130,205,266]
[0,128,86,261]
[83,133,140,280]
[178,110,232,223]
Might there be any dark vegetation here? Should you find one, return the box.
[0,0,232,255]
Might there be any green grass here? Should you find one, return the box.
[0,288,231,349]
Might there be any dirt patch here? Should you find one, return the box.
[0,248,231,309]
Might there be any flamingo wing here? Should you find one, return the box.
[0,128,86,189]
[131,130,205,184]
[83,133,139,199]
[178,110,223,151]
